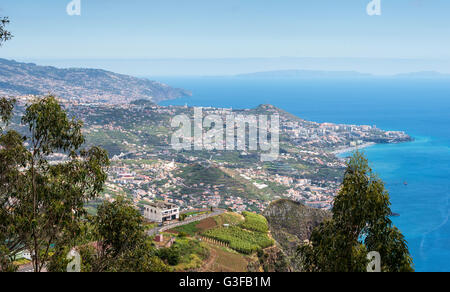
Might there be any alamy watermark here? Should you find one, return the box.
[67,0,81,16]
[170,107,280,162]
[367,251,381,272]
[67,1,381,17]
[66,249,81,272]
[367,0,382,16]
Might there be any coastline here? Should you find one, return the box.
[155,78,449,271]
[330,142,376,156]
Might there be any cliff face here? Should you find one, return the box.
[263,199,331,271]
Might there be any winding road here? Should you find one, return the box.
[147,209,225,236]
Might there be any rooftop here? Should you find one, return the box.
[148,201,178,210]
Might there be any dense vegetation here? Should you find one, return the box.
[299,152,414,272]
[0,95,168,272]
[45,198,173,272]
[157,236,209,271]
[0,96,110,272]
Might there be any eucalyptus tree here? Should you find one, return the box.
[0,98,28,272]
[0,16,12,45]
[47,198,170,272]
[91,198,169,272]
[0,96,109,272]
[0,16,17,271]
[299,151,414,272]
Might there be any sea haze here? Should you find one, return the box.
[157,76,450,272]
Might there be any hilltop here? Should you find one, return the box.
[0,58,191,103]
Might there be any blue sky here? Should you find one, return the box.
[1,0,449,75]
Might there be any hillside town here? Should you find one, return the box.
[5,96,411,214]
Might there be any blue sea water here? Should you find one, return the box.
[157,76,450,272]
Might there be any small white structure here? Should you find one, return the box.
[18,250,32,261]
[144,202,179,223]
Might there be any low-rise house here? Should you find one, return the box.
[143,202,179,223]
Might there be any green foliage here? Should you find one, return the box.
[172,221,199,236]
[0,17,12,46]
[106,239,169,272]
[0,102,28,272]
[299,151,414,272]
[203,226,274,255]
[0,97,16,133]
[158,246,181,266]
[95,198,146,258]
[130,99,154,106]
[22,96,85,155]
[174,237,209,264]
[45,245,72,273]
[78,198,170,272]
[240,211,269,233]
[157,237,209,270]
[0,96,110,272]
[179,164,229,185]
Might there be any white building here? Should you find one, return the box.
[17,250,32,261]
[143,202,179,223]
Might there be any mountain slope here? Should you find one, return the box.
[0,58,191,103]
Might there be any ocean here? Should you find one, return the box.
[156,76,450,272]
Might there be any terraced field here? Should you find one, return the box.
[202,212,274,255]
[201,244,251,272]
[240,211,269,233]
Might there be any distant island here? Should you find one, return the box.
[235,69,373,79]
[393,71,450,79]
[234,69,450,79]
[0,58,191,103]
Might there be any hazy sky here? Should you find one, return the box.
[1,0,449,75]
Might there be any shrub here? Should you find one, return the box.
[158,247,181,266]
